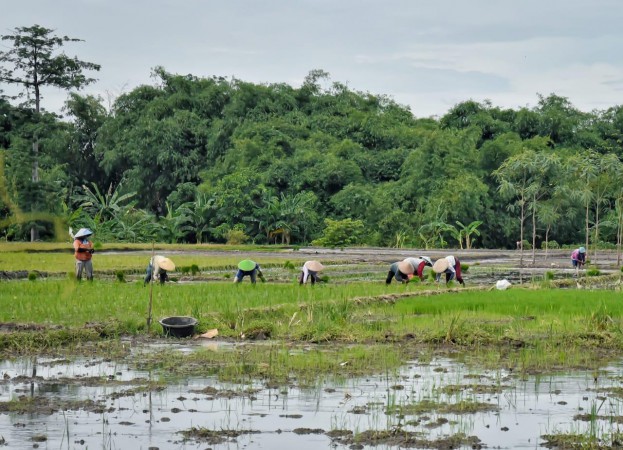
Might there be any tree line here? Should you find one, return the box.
[1,25,623,254]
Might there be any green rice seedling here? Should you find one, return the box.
[190,264,200,275]
[27,271,37,281]
[586,267,601,276]
[115,270,125,282]
[544,271,554,281]
[283,261,295,270]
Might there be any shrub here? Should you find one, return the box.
[312,218,365,248]
[115,270,125,282]
[28,272,37,281]
[541,240,560,250]
[225,229,248,245]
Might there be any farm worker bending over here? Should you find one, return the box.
[386,260,415,285]
[72,228,94,281]
[403,256,433,281]
[571,247,587,275]
[300,260,324,285]
[144,255,175,285]
[432,256,465,286]
[234,260,265,284]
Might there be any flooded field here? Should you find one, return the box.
[2,246,623,448]
[2,341,623,449]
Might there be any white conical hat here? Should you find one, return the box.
[153,255,175,271]
[432,258,450,273]
[305,260,324,271]
[74,228,93,238]
[398,260,415,275]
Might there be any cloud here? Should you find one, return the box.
[2,0,623,117]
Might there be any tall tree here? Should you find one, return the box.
[0,25,100,240]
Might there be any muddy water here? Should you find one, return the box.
[0,343,621,449]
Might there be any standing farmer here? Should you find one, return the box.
[571,246,587,276]
[234,260,265,284]
[72,228,94,281]
[300,260,324,285]
[432,256,465,286]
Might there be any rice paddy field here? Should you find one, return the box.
[1,242,623,449]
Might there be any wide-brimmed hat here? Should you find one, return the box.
[579,247,586,253]
[432,258,450,273]
[306,260,324,271]
[421,256,433,267]
[154,255,175,271]
[74,228,93,238]
[238,260,256,271]
[398,260,415,275]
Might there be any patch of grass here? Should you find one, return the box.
[587,267,601,276]
[386,399,498,415]
[138,343,404,386]
[544,271,555,280]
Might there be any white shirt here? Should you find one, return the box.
[445,255,457,273]
[301,261,316,284]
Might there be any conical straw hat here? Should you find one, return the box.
[74,228,93,238]
[306,260,324,271]
[154,255,175,271]
[238,260,256,271]
[398,260,415,275]
[432,258,450,273]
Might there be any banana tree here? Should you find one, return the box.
[455,220,483,249]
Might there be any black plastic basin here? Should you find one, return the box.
[159,316,198,338]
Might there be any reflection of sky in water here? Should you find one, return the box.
[0,347,622,449]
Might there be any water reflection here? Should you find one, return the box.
[0,346,622,449]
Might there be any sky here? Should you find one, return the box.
[2,0,623,118]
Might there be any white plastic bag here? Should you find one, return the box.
[495,279,512,290]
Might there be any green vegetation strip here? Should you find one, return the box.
[2,278,623,373]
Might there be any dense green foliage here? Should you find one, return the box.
[2,33,623,248]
